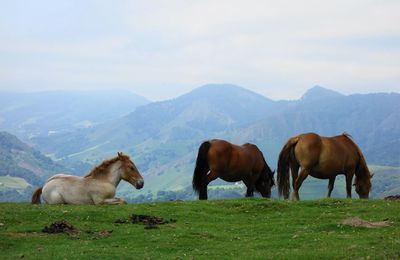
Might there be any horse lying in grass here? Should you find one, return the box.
[193,139,275,200]
[277,132,372,201]
[31,152,144,204]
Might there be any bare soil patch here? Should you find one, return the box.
[42,220,80,236]
[341,217,392,228]
[384,195,400,200]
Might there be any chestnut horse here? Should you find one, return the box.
[192,139,275,200]
[277,133,372,200]
[31,152,144,204]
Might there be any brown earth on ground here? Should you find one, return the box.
[115,214,177,229]
[341,217,392,228]
[42,220,79,236]
[384,195,400,200]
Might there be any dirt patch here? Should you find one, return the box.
[115,214,177,229]
[384,195,400,200]
[341,217,392,228]
[42,220,80,237]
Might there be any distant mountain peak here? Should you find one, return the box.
[301,86,344,101]
[181,83,272,102]
[186,83,249,94]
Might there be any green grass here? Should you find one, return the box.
[1,199,400,259]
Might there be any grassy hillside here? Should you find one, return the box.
[0,131,67,187]
[1,199,399,259]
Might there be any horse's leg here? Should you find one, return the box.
[345,171,355,199]
[290,165,299,192]
[199,170,219,200]
[292,169,309,201]
[100,198,127,205]
[243,179,254,197]
[286,156,299,199]
[326,177,336,198]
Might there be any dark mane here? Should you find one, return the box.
[262,155,275,185]
[85,154,131,178]
[341,133,371,181]
[342,132,353,139]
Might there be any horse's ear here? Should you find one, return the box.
[117,152,122,157]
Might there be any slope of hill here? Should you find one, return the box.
[0,131,71,201]
[33,84,279,162]
[0,89,150,139]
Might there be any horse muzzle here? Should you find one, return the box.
[134,178,144,189]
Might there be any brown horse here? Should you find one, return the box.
[192,139,275,200]
[31,152,144,204]
[277,133,372,200]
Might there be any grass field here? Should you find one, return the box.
[1,199,399,259]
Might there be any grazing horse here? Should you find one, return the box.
[277,133,372,201]
[31,152,144,204]
[192,139,275,200]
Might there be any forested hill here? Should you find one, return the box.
[33,84,400,167]
[0,131,67,188]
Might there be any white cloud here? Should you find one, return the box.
[0,0,399,100]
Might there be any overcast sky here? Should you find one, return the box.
[1,0,399,101]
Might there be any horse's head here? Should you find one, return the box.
[354,172,372,199]
[118,152,144,189]
[256,165,275,198]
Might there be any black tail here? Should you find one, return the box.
[192,141,211,199]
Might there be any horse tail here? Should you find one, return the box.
[31,187,43,204]
[192,141,211,195]
[277,137,299,199]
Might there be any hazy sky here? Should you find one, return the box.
[1,0,399,101]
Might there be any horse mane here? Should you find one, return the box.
[258,149,275,186]
[341,132,353,139]
[342,134,371,181]
[85,154,130,178]
[262,157,273,177]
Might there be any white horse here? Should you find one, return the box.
[31,152,144,204]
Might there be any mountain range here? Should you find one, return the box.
[0,84,399,201]
[0,89,149,139]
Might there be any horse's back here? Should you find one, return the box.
[242,143,265,169]
[207,139,259,181]
[295,133,360,176]
[207,139,233,171]
[46,173,74,182]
